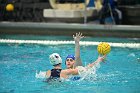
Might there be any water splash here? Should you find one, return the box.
[35,71,46,79]
[35,63,101,82]
[128,53,135,57]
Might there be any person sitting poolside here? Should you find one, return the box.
[99,0,121,24]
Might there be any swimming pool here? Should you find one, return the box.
[0,35,140,93]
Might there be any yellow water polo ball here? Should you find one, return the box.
[6,4,14,11]
[97,42,111,55]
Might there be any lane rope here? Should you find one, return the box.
[0,39,140,48]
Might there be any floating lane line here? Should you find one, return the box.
[0,39,140,48]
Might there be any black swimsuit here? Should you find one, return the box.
[47,69,62,82]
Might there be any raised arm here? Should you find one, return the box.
[73,32,84,68]
[87,55,106,68]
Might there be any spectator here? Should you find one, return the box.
[99,0,122,24]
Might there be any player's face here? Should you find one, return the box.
[66,58,75,69]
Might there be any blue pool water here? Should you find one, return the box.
[0,35,140,93]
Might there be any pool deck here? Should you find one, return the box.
[0,22,140,38]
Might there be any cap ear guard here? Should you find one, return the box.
[49,53,62,66]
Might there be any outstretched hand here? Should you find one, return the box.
[88,55,106,68]
[73,32,84,42]
[97,55,106,63]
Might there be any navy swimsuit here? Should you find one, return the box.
[47,69,62,82]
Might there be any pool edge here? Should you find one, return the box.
[0,22,140,38]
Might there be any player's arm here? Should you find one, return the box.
[46,70,51,77]
[62,69,78,75]
[61,69,79,78]
[87,55,106,68]
[73,32,84,68]
[68,69,79,75]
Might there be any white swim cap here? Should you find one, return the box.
[49,53,62,66]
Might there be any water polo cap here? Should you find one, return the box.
[49,53,62,66]
[66,54,75,60]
